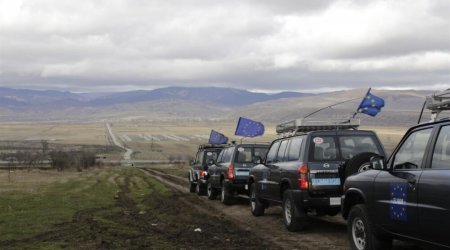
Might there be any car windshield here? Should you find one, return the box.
[339,136,381,160]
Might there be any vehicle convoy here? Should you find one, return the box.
[248,118,387,231]
[342,89,450,250]
[188,144,226,195]
[205,143,269,205]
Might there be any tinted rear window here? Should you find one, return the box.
[339,136,380,160]
[203,150,220,163]
[235,147,268,163]
[311,136,338,161]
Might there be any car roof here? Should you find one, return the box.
[274,129,377,142]
[224,143,270,149]
[408,118,450,131]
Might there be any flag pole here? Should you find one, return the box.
[352,88,371,118]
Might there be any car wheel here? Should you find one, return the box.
[196,182,206,196]
[221,181,233,205]
[345,153,378,178]
[189,182,196,193]
[207,181,217,200]
[282,190,307,231]
[348,204,392,250]
[249,183,265,216]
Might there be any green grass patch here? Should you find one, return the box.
[0,167,170,246]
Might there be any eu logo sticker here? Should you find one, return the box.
[389,183,407,222]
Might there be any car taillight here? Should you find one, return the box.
[227,163,234,179]
[298,164,309,190]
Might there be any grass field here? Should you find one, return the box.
[0,121,406,164]
[0,167,175,248]
[0,167,269,249]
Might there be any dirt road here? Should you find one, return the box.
[140,167,433,250]
[106,123,134,165]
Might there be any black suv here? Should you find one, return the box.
[342,118,450,249]
[188,144,225,195]
[249,129,386,231]
[205,143,269,205]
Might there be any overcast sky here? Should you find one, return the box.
[0,0,449,93]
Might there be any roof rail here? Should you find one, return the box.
[426,89,450,121]
[198,144,228,149]
[276,117,360,134]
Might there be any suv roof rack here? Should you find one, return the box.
[276,117,360,135]
[426,89,450,122]
[198,144,228,149]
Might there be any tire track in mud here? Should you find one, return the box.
[139,167,349,250]
[139,167,434,250]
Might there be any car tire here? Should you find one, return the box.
[282,190,307,231]
[221,181,233,205]
[196,182,207,196]
[250,183,265,216]
[348,204,392,250]
[189,182,196,193]
[345,153,378,178]
[207,181,218,200]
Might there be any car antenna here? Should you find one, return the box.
[303,97,361,119]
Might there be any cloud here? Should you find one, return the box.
[0,0,448,92]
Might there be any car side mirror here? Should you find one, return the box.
[207,159,215,166]
[370,156,386,170]
[253,156,263,164]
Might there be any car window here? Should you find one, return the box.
[277,140,289,161]
[222,147,234,163]
[204,150,219,163]
[235,147,252,163]
[339,136,381,160]
[287,137,303,161]
[254,147,268,161]
[393,128,433,169]
[431,125,450,169]
[195,151,204,164]
[266,141,281,163]
[311,136,338,161]
[216,150,225,163]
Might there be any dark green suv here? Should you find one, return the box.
[249,119,386,231]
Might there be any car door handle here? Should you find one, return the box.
[407,177,416,185]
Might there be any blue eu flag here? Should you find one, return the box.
[208,130,228,144]
[389,183,408,222]
[235,117,265,137]
[357,88,385,117]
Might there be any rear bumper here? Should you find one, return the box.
[224,178,249,194]
[291,190,341,209]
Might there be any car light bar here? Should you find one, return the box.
[276,118,360,134]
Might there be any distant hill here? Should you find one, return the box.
[227,89,435,126]
[0,87,84,107]
[88,87,311,106]
[0,86,310,109]
[0,86,443,126]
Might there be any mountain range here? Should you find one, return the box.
[0,87,309,109]
[0,86,441,126]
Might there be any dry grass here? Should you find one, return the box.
[0,121,407,162]
[0,122,108,145]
